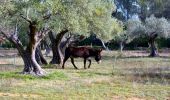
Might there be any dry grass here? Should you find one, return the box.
[0,50,170,100]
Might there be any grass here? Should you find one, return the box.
[0,50,170,100]
[0,71,68,81]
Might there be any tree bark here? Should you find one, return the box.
[119,41,124,53]
[26,20,48,75]
[49,31,60,64]
[22,48,34,73]
[35,45,48,65]
[49,30,69,65]
[0,15,49,76]
[0,31,36,74]
[149,39,158,57]
[148,33,158,57]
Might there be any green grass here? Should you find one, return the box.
[0,70,68,81]
[0,50,170,100]
[42,71,69,80]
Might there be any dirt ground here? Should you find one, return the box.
[0,48,170,64]
[0,48,170,57]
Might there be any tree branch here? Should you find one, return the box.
[0,30,10,39]
[0,30,24,48]
[20,14,32,24]
[43,13,52,20]
[36,28,50,44]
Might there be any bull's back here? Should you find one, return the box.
[66,47,90,58]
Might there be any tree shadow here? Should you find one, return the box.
[0,64,19,72]
[118,56,148,59]
[112,55,170,60]
[102,55,116,60]
[121,66,170,84]
[75,71,111,77]
[159,56,170,59]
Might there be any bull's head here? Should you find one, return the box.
[95,49,102,64]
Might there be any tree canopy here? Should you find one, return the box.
[0,0,119,40]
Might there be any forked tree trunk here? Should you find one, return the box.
[1,15,49,76]
[49,30,68,65]
[0,31,38,74]
[25,21,47,75]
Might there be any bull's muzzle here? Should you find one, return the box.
[97,60,101,64]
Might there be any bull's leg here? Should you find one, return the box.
[71,58,78,69]
[84,58,86,69]
[62,56,69,69]
[88,59,91,68]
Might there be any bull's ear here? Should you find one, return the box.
[99,48,102,52]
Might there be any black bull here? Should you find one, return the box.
[62,47,102,69]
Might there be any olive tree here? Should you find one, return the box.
[110,19,125,52]
[144,15,170,57]
[126,16,170,57]
[0,0,52,75]
[113,19,144,52]
[0,0,119,75]
[46,0,117,65]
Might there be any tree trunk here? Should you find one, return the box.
[22,48,34,73]
[49,31,60,64]
[119,41,124,53]
[26,21,47,75]
[0,15,49,76]
[149,39,158,57]
[0,31,40,75]
[148,33,158,57]
[12,41,46,75]
[49,30,68,65]
[21,17,48,75]
[50,41,61,64]
[35,45,48,65]
[43,39,51,56]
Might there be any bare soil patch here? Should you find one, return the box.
[0,49,18,57]
[0,92,41,98]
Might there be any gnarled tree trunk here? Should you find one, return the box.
[148,32,158,57]
[1,16,49,76]
[149,39,158,57]
[26,20,48,75]
[49,30,69,65]
[0,31,37,75]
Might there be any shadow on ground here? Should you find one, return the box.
[120,66,170,84]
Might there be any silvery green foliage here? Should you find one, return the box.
[145,15,170,38]
[114,31,128,43]
[44,0,117,40]
[114,19,145,43]
[111,19,124,35]
[126,19,145,39]
[0,0,118,41]
[124,16,170,41]
[110,19,124,41]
